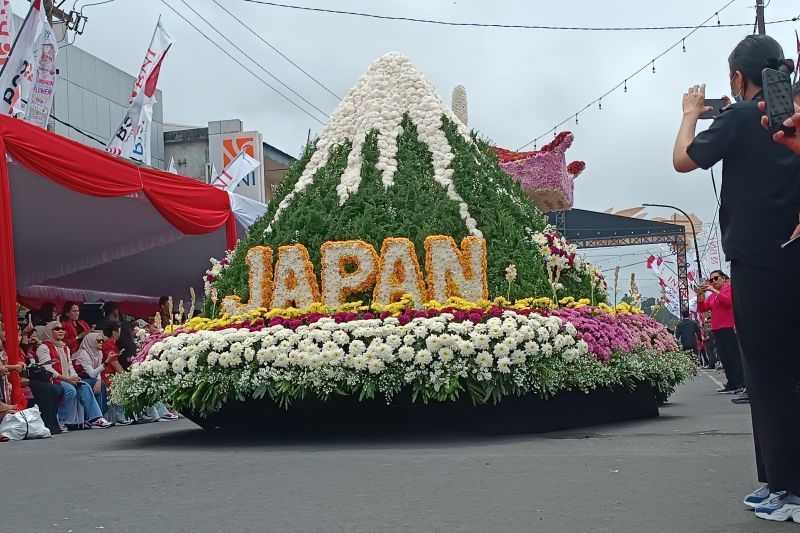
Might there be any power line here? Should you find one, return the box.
[159,0,325,125]
[212,0,341,100]
[176,0,329,119]
[516,0,741,151]
[240,0,797,32]
[50,114,107,145]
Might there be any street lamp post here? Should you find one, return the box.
[642,203,703,280]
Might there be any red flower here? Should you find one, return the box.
[567,160,586,177]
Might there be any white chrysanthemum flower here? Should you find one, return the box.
[472,334,491,350]
[523,340,539,355]
[349,340,367,356]
[428,321,445,333]
[537,327,550,342]
[352,355,369,371]
[457,340,476,356]
[576,340,589,355]
[414,349,433,366]
[511,350,526,365]
[206,351,220,366]
[273,353,290,368]
[475,351,493,368]
[493,343,511,358]
[487,325,503,339]
[332,330,349,345]
[172,357,186,374]
[243,348,256,362]
[367,358,386,374]
[403,334,416,346]
[438,347,454,363]
[398,346,415,362]
[564,323,578,337]
[497,356,511,374]
[386,335,402,349]
[486,317,502,329]
[413,325,428,338]
[541,343,553,357]
[562,348,579,363]
[426,335,443,352]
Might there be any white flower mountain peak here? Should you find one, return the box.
[267,52,480,237]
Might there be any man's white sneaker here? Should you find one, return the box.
[743,485,771,509]
[754,492,800,522]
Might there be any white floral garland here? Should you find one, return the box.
[266,53,481,238]
[135,311,588,381]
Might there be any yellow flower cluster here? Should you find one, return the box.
[179,294,641,333]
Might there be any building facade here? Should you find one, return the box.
[164,119,295,203]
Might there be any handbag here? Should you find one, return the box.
[0,405,51,440]
[24,361,53,383]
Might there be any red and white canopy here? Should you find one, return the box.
[0,116,265,406]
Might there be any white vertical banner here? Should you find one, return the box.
[23,23,57,128]
[0,0,47,117]
[211,151,261,191]
[0,0,15,68]
[107,18,173,164]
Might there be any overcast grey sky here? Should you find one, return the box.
[13,0,800,297]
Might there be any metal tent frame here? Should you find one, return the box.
[548,209,689,315]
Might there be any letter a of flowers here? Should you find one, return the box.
[372,237,428,306]
[270,244,320,310]
[320,240,379,307]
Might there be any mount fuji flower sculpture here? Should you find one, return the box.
[495,132,586,212]
[112,53,694,423]
[215,53,599,304]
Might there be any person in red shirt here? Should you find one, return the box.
[62,302,91,354]
[696,270,744,393]
[99,323,132,426]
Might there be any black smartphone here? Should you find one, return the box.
[699,98,726,119]
[762,68,796,135]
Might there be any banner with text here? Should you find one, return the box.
[0,0,47,117]
[211,150,261,192]
[107,18,173,164]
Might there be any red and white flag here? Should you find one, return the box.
[0,0,51,118]
[211,151,261,191]
[107,18,173,164]
[0,0,15,68]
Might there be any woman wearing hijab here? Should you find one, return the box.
[73,329,132,425]
[674,35,800,523]
[62,302,91,354]
[35,322,111,430]
[72,332,108,410]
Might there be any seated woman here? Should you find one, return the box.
[35,321,111,430]
[17,324,63,434]
[62,302,91,354]
[72,332,109,412]
[73,330,132,425]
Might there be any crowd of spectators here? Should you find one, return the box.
[0,300,179,440]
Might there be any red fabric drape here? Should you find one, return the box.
[0,136,25,408]
[0,116,241,406]
[0,116,235,235]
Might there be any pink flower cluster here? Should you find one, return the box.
[494,132,579,211]
[550,307,677,362]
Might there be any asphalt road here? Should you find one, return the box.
[2,371,787,533]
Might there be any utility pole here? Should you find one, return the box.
[755,0,766,35]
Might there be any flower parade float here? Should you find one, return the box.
[113,53,694,434]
